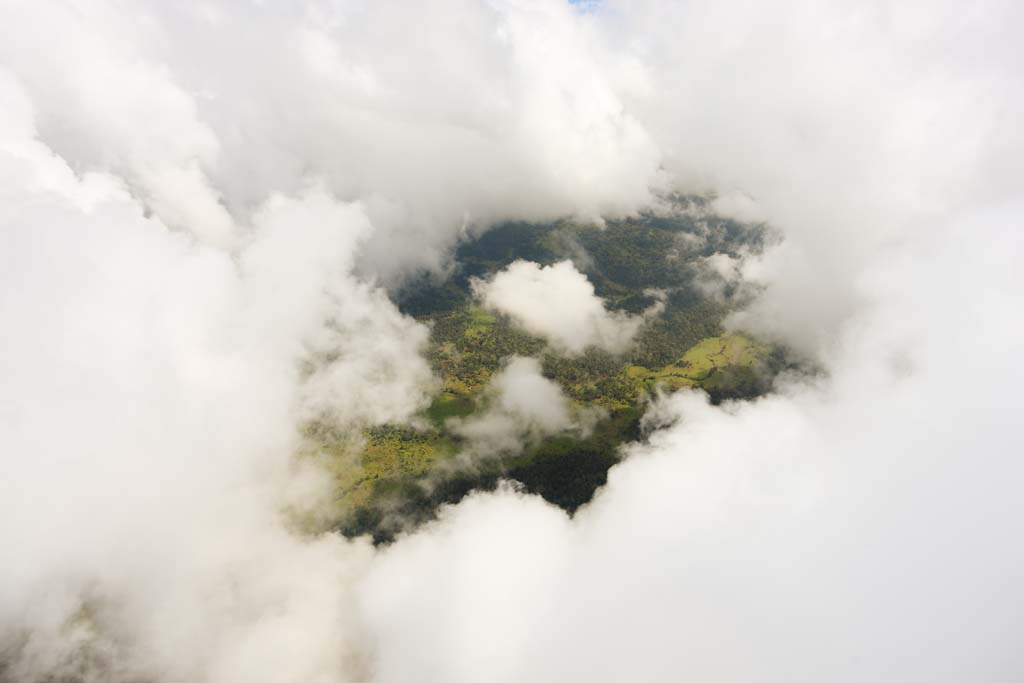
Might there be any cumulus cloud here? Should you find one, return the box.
[605,0,1023,355]
[0,0,665,282]
[0,0,1022,682]
[473,260,661,354]
[0,72,429,682]
[360,206,1024,682]
[448,356,600,456]
[693,251,748,300]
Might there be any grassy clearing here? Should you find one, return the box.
[337,426,460,509]
[462,306,497,339]
[626,333,766,393]
[679,334,763,374]
[425,391,476,428]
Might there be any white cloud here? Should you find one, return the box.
[0,1,1021,682]
[359,204,1024,683]
[694,251,747,299]
[473,260,658,354]
[0,73,430,682]
[0,0,665,281]
[448,356,599,456]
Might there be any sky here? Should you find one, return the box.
[0,1,1022,682]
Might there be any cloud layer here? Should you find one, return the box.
[473,260,656,354]
[361,207,1024,682]
[0,1,1022,682]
